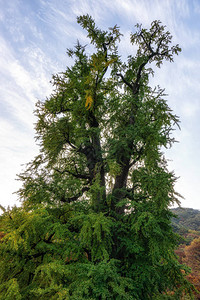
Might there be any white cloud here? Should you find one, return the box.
[0,117,39,208]
[0,34,53,209]
[0,37,53,127]
[181,101,200,118]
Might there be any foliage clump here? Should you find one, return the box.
[0,15,194,299]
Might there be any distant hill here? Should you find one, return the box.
[172,209,200,297]
[171,207,200,244]
[171,207,200,231]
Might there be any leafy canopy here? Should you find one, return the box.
[0,15,194,299]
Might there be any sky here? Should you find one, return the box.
[0,0,200,210]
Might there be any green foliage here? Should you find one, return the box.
[0,15,194,299]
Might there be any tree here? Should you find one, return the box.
[0,15,194,299]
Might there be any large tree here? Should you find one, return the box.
[0,15,194,299]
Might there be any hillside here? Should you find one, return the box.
[171,207,200,232]
[171,207,200,245]
[171,208,200,298]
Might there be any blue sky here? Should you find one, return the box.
[0,0,200,209]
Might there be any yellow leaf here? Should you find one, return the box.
[105,58,117,67]
[85,95,93,110]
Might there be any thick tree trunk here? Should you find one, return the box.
[86,111,106,211]
[111,114,135,214]
[111,161,130,214]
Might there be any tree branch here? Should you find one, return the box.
[54,168,90,180]
[116,73,134,90]
[63,132,78,150]
[60,186,90,203]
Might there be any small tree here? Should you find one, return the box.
[0,15,194,299]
